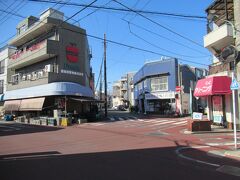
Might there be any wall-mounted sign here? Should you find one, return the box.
[66,46,79,63]
[145,91,175,99]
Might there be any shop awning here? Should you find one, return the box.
[19,97,45,111]
[194,76,232,97]
[4,100,21,112]
[70,97,104,103]
[4,82,93,100]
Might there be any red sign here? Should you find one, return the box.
[194,76,231,97]
[175,86,181,92]
[66,46,79,63]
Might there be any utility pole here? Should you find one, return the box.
[104,34,108,117]
[234,0,240,149]
[99,70,102,100]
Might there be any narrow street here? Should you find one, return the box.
[0,111,239,180]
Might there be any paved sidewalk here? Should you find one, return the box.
[209,149,240,160]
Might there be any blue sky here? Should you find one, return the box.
[0,0,213,90]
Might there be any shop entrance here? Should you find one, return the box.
[211,95,226,126]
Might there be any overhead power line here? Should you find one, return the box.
[60,26,209,66]
[28,0,206,20]
[123,19,209,56]
[0,0,70,46]
[0,9,26,19]
[113,0,205,48]
[1,0,209,67]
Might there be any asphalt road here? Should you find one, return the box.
[0,112,239,180]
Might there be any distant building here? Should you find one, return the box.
[112,72,135,108]
[0,46,15,112]
[4,8,94,118]
[133,58,207,115]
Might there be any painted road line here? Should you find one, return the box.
[143,120,169,124]
[173,121,187,125]
[91,123,106,126]
[147,121,175,127]
[206,142,240,146]
[175,146,220,167]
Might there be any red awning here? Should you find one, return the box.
[194,76,232,97]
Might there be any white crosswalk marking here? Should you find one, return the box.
[146,121,175,127]
[78,116,189,130]
[173,121,187,125]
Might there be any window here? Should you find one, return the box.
[12,74,20,84]
[144,79,147,88]
[0,60,5,74]
[150,76,168,91]
[138,82,142,90]
[0,80,3,94]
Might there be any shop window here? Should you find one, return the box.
[150,76,168,91]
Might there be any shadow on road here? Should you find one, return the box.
[0,146,239,180]
[0,122,63,137]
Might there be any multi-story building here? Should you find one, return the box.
[112,80,121,108]
[0,46,15,112]
[133,58,206,115]
[195,0,240,129]
[112,72,135,109]
[4,8,94,118]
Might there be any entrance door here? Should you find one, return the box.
[212,95,225,125]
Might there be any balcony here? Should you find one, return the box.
[9,17,61,47]
[204,23,234,55]
[8,40,59,69]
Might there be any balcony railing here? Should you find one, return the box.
[204,23,234,55]
[8,39,58,69]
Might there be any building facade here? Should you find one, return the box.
[195,0,240,129]
[4,9,94,119]
[112,72,135,109]
[0,46,15,112]
[133,58,205,115]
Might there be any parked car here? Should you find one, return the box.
[117,105,126,111]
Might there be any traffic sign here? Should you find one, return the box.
[230,78,239,90]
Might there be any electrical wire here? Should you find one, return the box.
[0,0,26,24]
[123,19,209,56]
[113,0,205,48]
[28,0,206,20]
[127,22,209,58]
[0,0,69,46]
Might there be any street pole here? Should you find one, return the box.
[189,87,192,117]
[104,34,108,117]
[231,72,238,150]
[234,0,240,150]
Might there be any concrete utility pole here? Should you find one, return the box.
[234,0,240,129]
[104,34,108,117]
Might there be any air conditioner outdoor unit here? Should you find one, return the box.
[44,64,53,72]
